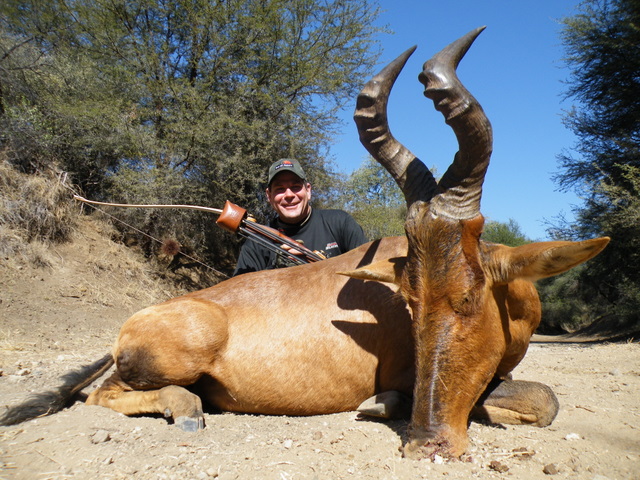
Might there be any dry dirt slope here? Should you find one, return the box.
[0,216,639,480]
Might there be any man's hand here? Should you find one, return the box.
[281,243,303,256]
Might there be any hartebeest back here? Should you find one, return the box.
[0,28,608,459]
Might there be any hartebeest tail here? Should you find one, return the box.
[0,354,113,426]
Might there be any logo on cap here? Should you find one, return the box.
[275,160,294,171]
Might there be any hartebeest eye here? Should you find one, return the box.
[449,291,478,316]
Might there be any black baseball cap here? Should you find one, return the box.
[267,158,307,186]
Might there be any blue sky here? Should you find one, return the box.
[329,0,584,240]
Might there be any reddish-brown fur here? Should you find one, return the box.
[80,230,606,457]
[90,237,415,417]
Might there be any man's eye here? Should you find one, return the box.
[273,184,303,194]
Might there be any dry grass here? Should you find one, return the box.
[0,158,76,264]
[0,225,55,268]
[70,218,184,306]
[0,329,35,353]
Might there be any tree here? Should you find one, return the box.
[482,218,529,247]
[0,0,385,273]
[327,157,406,240]
[550,0,640,334]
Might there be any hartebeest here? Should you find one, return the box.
[0,28,608,459]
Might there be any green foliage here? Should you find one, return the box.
[544,0,640,335]
[555,0,640,198]
[482,218,529,247]
[536,267,593,334]
[325,157,406,240]
[0,0,385,272]
[0,27,137,194]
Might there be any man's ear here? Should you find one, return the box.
[265,187,274,206]
[338,257,407,285]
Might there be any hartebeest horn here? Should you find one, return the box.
[355,27,492,220]
[354,46,438,208]
[420,26,492,220]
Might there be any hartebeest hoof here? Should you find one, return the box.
[158,385,204,429]
[472,379,559,427]
[357,391,412,419]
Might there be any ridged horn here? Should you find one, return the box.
[420,26,493,220]
[354,46,438,208]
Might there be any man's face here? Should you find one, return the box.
[266,171,312,224]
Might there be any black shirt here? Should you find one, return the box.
[233,209,367,276]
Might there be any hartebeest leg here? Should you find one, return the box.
[472,378,559,427]
[357,378,558,428]
[357,391,413,419]
[470,279,559,427]
[86,372,205,431]
[84,298,229,429]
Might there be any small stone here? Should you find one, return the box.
[312,431,323,441]
[489,460,509,473]
[91,430,111,444]
[543,463,559,475]
[175,416,200,432]
[122,465,138,475]
[564,433,581,441]
[283,439,293,449]
[205,468,219,478]
[609,368,621,376]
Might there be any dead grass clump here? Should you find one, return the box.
[0,328,35,353]
[0,159,76,245]
[0,225,54,268]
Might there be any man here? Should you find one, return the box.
[233,158,367,276]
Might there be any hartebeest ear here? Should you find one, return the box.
[491,237,610,284]
[338,257,407,285]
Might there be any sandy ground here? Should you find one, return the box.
[0,218,638,480]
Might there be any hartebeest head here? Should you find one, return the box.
[349,27,609,458]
